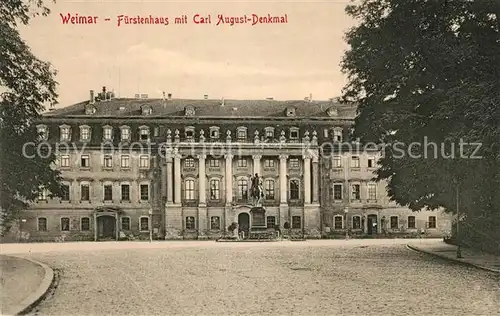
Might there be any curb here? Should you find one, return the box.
[5,255,55,315]
[406,244,500,274]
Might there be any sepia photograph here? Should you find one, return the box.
[1,0,499,315]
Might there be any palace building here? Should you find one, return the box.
[13,87,451,242]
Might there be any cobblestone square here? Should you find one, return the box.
[5,240,499,316]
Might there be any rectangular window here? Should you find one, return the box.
[390,216,398,229]
[121,184,130,201]
[185,129,194,139]
[121,128,130,141]
[209,159,220,167]
[351,156,360,168]
[428,216,437,229]
[237,158,247,168]
[139,155,149,169]
[210,216,220,230]
[140,129,149,141]
[237,130,246,139]
[104,185,113,201]
[61,217,70,231]
[332,156,342,168]
[290,130,299,139]
[103,127,112,140]
[334,216,343,229]
[184,158,195,168]
[333,129,342,142]
[38,218,47,231]
[81,155,90,168]
[121,155,130,168]
[185,216,195,229]
[61,128,70,141]
[267,216,276,229]
[265,129,274,138]
[368,157,376,168]
[333,184,343,200]
[209,179,220,200]
[292,216,301,229]
[323,129,329,138]
[81,217,90,231]
[60,155,70,167]
[103,155,113,168]
[140,217,149,231]
[264,159,275,168]
[265,180,275,199]
[352,216,361,229]
[81,184,90,201]
[210,129,219,139]
[121,217,130,230]
[289,180,299,200]
[289,158,299,169]
[351,184,360,200]
[237,179,248,200]
[368,183,377,200]
[80,128,90,141]
[184,180,195,200]
[38,188,48,201]
[140,184,149,201]
[61,185,70,201]
[408,216,416,229]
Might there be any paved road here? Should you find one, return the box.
[5,239,499,316]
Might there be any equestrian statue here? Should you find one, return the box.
[250,173,265,207]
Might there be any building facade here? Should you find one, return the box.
[13,88,451,242]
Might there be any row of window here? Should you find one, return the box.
[332,156,376,168]
[38,183,150,202]
[59,154,150,169]
[38,125,346,143]
[183,178,301,200]
[35,215,303,231]
[199,157,301,169]
[332,183,378,200]
[332,215,437,229]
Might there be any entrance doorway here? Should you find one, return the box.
[367,214,378,235]
[97,215,116,239]
[238,213,250,238]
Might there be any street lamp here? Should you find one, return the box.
[344,207,349,240]
[148,209,153,243]
[456,183,462,258]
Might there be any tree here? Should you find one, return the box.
[0,0,63,233]
[341,0,500,248]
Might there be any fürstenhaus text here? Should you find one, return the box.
[192,14,288,26]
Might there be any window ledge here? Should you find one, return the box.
[80,167,91,171]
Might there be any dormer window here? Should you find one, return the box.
[79,125,91,141]
[185,126,195,141]
[289,127,299,140]
[37,125,48,140]
[120,126,130,141]
[139,126,150,141]
[264,127,274,139]
[184,105,195,116]
[103,126,113,141]
[333,128,343,142]
[209,126,220,139]
[285,106,296,117]
[85,104,96,115]
[59,125,71,142]
[141,105,152,115]
[327,106,338,117]
[236,126,247,141]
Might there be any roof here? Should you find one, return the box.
[43,98,357,119]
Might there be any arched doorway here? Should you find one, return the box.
[97,215,116,239]
[238,213,250,237]
[367,214,378,235]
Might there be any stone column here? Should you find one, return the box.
[174,152,181,204]
[303,155,311,204]
[225,154,233,205]
[312,155,319,203]
[166,154,173,203]
[198,154,206,205]
[279,154,288,204]
[252,155,261,175]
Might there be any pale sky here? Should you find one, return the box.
[20,0,356,108]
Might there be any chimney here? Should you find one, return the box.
[162,92,166,108]
[266,97,274,100]
[309,93,313,103]
[204,94,208,100]
[220,97,225,106]
[162,92,166,100]
[167,93,172,100]
[49,103,55,111]
[90,90,95,104]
